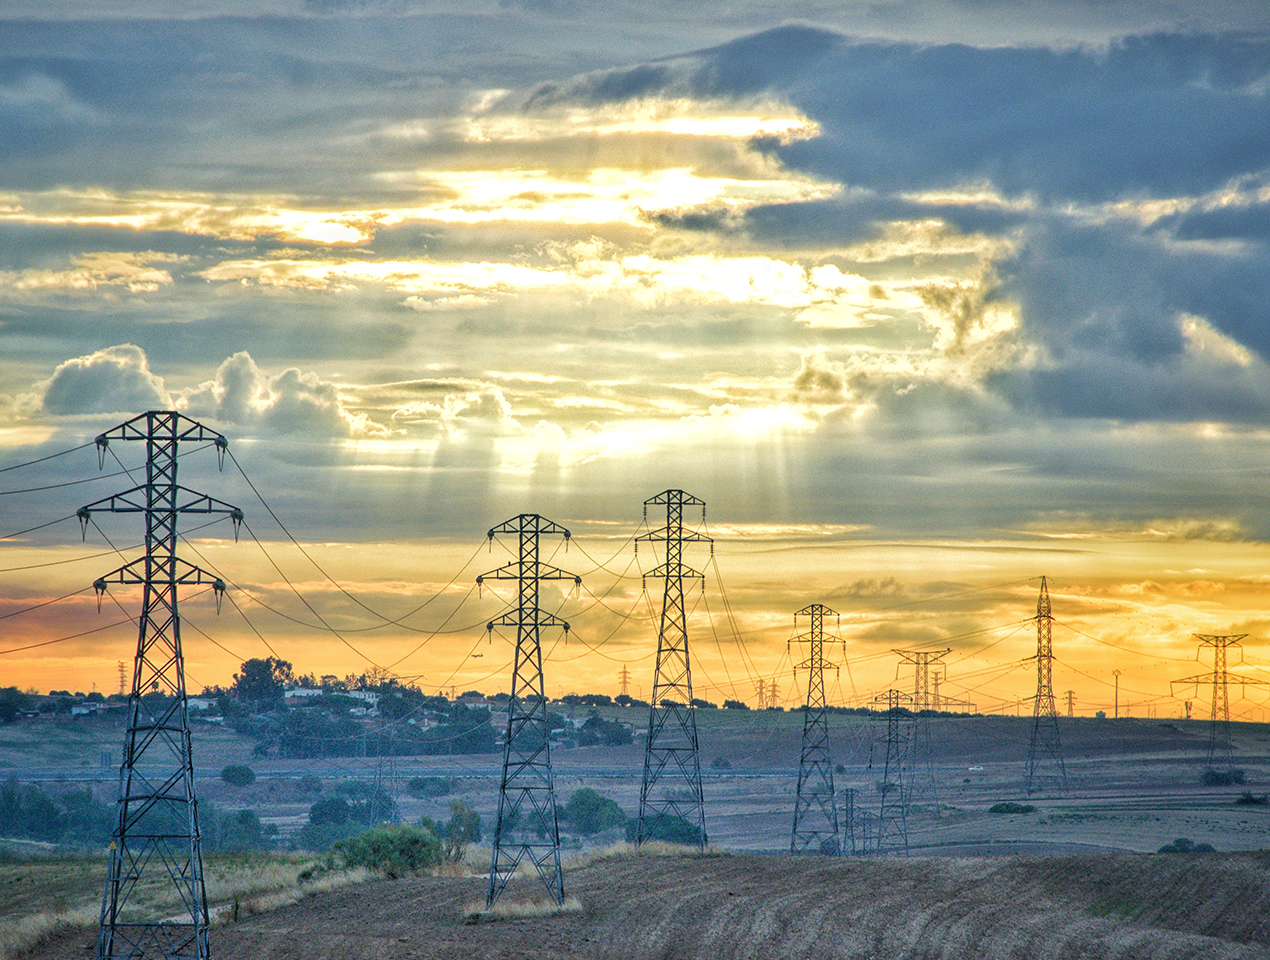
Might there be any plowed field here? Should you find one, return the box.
[26,850,1270,960]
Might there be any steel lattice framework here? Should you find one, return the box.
[479,514,579,908]
[790,603,841,855]
[1173,634,1267,772]
[1026,577,1067,796]
[83,412,242,960]
[873,688,912,856]
[636,489,711,849]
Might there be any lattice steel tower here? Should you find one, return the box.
[1173,634,1266,773]
[479,514,579,908]
[790,603,842,854]
[636,489,711,849]
[1026,577,1067,795]
[82,412,243,960]
[873,688,912,856]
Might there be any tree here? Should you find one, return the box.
[0,687,33,724]
[563,788,626,834]
[231,657,294,707]
[722,699,749,710]
[221,764,256,786]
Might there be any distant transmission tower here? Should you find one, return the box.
[619,665,630,697]
[841,786,857,855]
[894,648,949,814]
[636,489,711,849]
[873,689,912,856]
[1026,577,1067,796]
[1172,634,1267,773]
[479,514,580,908]
[790,603,841,855]
[82,412,243,960]
[1065,690,1076,717]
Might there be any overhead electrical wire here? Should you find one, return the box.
[0,440,96,474]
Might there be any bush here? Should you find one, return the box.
[406,776,453,799]
[1201,769,1246,786]
[221,764,256,787]
[563,788,626,835]
[309,796,351,825]
[1235,791,1269,806]
[625,813,702,846]
[420,800,482,861]
[988,802,1036,814]
[1158,837,1216,853]
[722,699,749,710]
[332,824,442,878]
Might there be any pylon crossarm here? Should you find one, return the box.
[486,515,570,539]
[96,412,228,446]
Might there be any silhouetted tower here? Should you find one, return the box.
[1064,690,1076,717]
[479,514,580,908]
[636,489,711,849]
[1026,577,1067,795]
[1112,669,1122,718]
[756,678,768,709]
[873,688,912,856]
[82,412,243,960]
[1172,634,1267,773]
[619,665,631,697]
[790,603,841,855]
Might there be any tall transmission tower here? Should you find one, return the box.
[873,688,912,856]
[479,514,580,908]
[790,603,841,855]
[894,648,949,814]
[1172,634,1267,773]
[1064,690,1076,717]
[893,649,950,711]
[636,489,711,849]
[1026,577,1067,796]
[81,412,243,960]
[618,665,630,697]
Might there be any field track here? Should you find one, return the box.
[25,850,1270,959]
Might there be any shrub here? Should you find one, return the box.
[1201,769,1246,786]
[1158,837,1216,853]
[1235,791,1269,806]
[624,813,702,846]
[421,800,482,861]
[220,764,256,787]
[563,788,626,835]
[332,824,442,878]
[309,797,351,825]
[989,802,1036,814]
[406,776,453,799]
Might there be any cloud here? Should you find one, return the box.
[2,251,179,294]
[180,351,391,438]
[41,344,170,415]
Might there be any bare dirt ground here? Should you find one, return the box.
[25,850,1270,960]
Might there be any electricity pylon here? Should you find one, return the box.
[479,514,579,908]
[1026,577,1067,796]
[636,489,711,849]
[893,648,950,815]
[81,412,243,960]
[873,688,912,856]
[790,603,841,855]
[1172,634,1267,773]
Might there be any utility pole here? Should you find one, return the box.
[1026,577,1067,796]
[82,412,243,960]
[873,689,912,856]
[479,514,580,908]
[790,603,841,855]
[636,489,711,849]
[1172,634,1267,774]
[1113,669,1121,719]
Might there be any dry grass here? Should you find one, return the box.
[462,895,584,923]
[564,840,722,868]
[0,853,375,960]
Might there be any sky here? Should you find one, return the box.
[3,0,1270,721]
